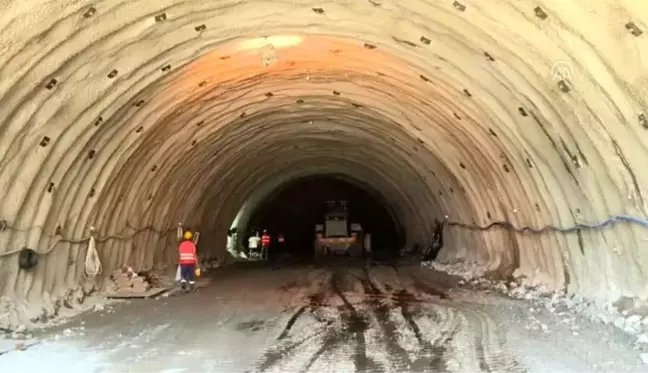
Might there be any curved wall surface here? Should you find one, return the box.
[0,0,647,323]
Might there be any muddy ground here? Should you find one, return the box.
[0,260,644,372]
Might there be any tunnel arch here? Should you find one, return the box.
[232,172,408,255]
[0,1,647,328]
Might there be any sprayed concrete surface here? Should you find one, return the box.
[1,262,645,373]
[1,1,648,329]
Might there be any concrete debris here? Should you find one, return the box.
[111,267,151,294]
[5,324,32,340]
[146,273,170,288]
[52,326,87,340]
[625,315,644,335]
[640,353,648,365]
[145,263,207,289]
[422,261,486,281]
[424,260,648,340]
[9,331,32,340]
[1,280,114,333]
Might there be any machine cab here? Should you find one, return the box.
[323,200,349,237]
[315,201,363,257]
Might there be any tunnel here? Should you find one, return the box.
[245,174,405,259]
[0,1,647,330]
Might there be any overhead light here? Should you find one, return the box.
[238,36,303,66]
[261,45,277,66]
[238,35,303,50]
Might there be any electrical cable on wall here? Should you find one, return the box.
[1,214,647,259]
[0,223,177,258]
[446,214,648,233]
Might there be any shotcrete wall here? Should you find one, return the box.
[0,0,647,326]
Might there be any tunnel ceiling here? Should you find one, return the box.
[0,0,647,309]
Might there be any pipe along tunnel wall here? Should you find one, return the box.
[0,0,647,327]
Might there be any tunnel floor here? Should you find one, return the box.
[0,262,644,373]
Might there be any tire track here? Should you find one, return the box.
[329,268,377,372]
[394,289,449,372]
[297,324,347,373]
[411,275,450,300]
[277,305,307,340]
[359,267,411,370]
[250,326,330,373]
[249,264,528,373]
[453,305,527,373]
[251,272,333,372]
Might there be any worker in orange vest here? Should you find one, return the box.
[261,230,271,260]
[178,230,199,292]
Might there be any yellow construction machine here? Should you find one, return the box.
[314,200,363,257]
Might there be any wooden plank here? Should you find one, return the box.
[106,287,168,299]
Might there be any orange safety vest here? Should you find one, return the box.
[178,240,197,264]
[261,234,271,246]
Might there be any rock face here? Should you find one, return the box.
[0,1,647,323]
[427,258,648,362]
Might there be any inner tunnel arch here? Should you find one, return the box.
[0,1,646,329]
[231,172,409,255]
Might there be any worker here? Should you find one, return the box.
[423,220,444,261]
[261,230,271,260]
[277,233,285,252]
[248,231,261,258]
[178,230,199,292]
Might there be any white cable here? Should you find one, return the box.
[84,236,102,279]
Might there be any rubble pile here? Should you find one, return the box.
[422,260,487,281]
[1,283,107,334]
[424,259,648,358]
[502,281,648,347]
[1,322,31,340]
[110,267,151,293]
[145,271,169,288]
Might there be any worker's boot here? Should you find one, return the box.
[189,282,195,292]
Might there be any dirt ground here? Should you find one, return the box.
[0,260,645,372]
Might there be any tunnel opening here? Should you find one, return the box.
[244,174,405,261]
